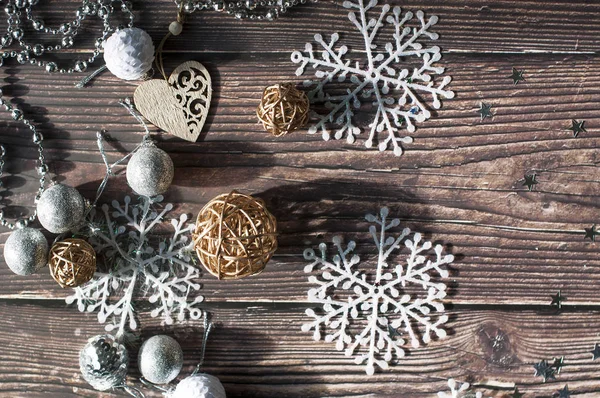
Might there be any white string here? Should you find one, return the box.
[91,99,153,207]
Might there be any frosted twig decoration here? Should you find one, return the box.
[303,207,453,374]
[67,196,204,339]
[291,0,454,156]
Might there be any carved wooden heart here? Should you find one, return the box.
[134,61,212,142]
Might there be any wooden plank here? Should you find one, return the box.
[1,54,600,304]
[22,1,600,54]
[0,185,599,305]
[2,301,600,397]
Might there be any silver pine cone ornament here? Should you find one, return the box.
[103,27,155,80]
[79,334,129,391]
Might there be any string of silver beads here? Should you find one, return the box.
[0,89,48,230]
[0,1,140,229]
[176,0,312,20]
[0,0,134,74]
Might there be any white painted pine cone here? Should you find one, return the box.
[169,374,227,398]
[103,27,155,80]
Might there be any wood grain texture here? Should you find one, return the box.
[1,0,600,397]
[3,301,600,398]
[1,54,600,305]
[14,1,600,54]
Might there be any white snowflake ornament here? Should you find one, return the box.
[66,195,204,338]
[302,207,453,375]
[291,0,454,156]
[437,378,490,398]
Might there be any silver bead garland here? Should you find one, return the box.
[175,0,314,21]
[0,0,135,73]
[0,89,48,230]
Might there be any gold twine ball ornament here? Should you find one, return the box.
[192,191,278,280]
[49,238,97,288]
[257,83,309,137]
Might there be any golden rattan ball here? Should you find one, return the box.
[48,238,96,288]
[257,83,309,137]
[192,191,278,280]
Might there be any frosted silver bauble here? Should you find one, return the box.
[138,335,183,385]
[103,27,155,80]
[126,145,174,197]
[36,184,85,233]
[169,374,227,398]
[3,227,48,275]
[80,334,129,391]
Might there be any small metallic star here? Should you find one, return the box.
[477,102,493,121]
[557,384,570,398]
[388,324,401,339]
[569,119,586,137]
[552,356,565,374]
[522,173,538,191]
[510,387,524,398]
[591,343,600,360]
[550,290,565,309]
[584,225,596,241]
[509,68,525,85]
[534,359,556,382]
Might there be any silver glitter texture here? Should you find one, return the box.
[79,334,129,391]
[169,374,227,398]
[36,184,85,233]
[126,145,174,197]
[138,335,183,384]
[3,227,48,275]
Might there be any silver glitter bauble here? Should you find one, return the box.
[169,374,227,398]
[3,227,48,275]
[36,184,85,233]
[126,145,174,197]
[103,27,154,80]
[138,335,183,385]
[80,334,129,391]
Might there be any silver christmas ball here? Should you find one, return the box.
[3,227,48,275]
[138,335,183,384]
[169,374,227,398]
[80,334,129,391]
[103,27,155,80]
[36,184,85,233]
[126,145,174,197]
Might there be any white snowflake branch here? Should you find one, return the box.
[437,378,491,398]
[291,0,454,156]
[66,196,204,338]
[303,207,453,375]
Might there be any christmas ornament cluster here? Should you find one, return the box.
[2,142,176,283]
[0,0,466,395]
[79,332,226,397]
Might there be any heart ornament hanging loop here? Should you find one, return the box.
[133,7,212,143]
[134,61,212,142]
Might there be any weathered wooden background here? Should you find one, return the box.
[1,1,600,397]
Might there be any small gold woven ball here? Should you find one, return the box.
[49,238,97,288]
[257,83,309,137]
[192,191,278,280]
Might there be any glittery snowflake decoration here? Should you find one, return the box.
[437,378,490,398]
[66,195,204,338]
[291,0,454,156]
[302,207,453,375]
